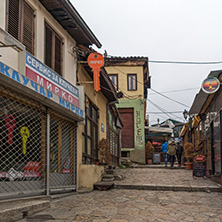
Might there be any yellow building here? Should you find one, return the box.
[105,57,149,164]
[0,0,121,198]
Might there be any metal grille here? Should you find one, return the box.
[109,128,119,165]
[0,86,46,198]
[0,86,77,198]
[49,110,77,191]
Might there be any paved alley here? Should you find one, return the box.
[17,167,222,222]
[115,167,220,188]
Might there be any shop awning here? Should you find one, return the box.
[39,0,102,48]
[192,115,201,128]
[189,89,208,115]
[179,122,188,137]
[121,148,135,151]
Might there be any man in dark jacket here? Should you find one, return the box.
[176,142,184,167]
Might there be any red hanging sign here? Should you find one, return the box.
[87,52,104,92]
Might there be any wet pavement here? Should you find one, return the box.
[17,167,222,222]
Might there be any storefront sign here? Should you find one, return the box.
[26,52,79,107]
[87,52,104,92]
[0,61,84,118]
[101,123,105,133]
[20,126,30,155]
[201,77,220,94]
[135,110,144,150]
[193,155,206,177]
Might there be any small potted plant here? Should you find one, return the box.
[184,142,194,170]
[146,141,154,164]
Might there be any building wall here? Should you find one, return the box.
[105,66,144,97]
[0,0,77,84]
[77,66,108,189]
[0,0,91,194]
[117,99,146,164]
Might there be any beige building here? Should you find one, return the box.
[0,0,121,198]
[105,57,149,164]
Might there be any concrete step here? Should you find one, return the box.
[105,169,114,175]
[102,177,115,182]
[114,184,222,192]
[0,196,51,222]
[103,174,114,179]
[94,182,114,191]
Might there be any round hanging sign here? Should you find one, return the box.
[201,77,220,94]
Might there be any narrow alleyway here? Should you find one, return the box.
[17,167,222,222]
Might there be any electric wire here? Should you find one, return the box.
[149,60,222,65]
[150,88,189,108]
[147,98,183,120]
[149,87,199,95]
[111,66,191,107]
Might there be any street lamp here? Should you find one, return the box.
[182,109,192,143]
[183,109,188,121]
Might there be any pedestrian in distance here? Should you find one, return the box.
[176,142,184,167]
[161,141,168,167]
[167,140,177,168]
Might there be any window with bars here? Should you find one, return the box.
[108,109,119,165]
[82,98,98,164]
[6,0,35,54]
[127,74,137,91]
[109,74,118,91]
[45,23,63,76]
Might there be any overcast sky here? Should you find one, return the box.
[71,0,222,125]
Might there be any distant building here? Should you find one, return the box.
[105,57,150,164]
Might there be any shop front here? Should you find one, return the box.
[0,52,84,199]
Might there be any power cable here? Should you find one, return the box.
[111,66,191,107]
[147,111,183,114]
[149,87,199,95]
[147,98,182,120]
[147,98,172,119]
[149,60,222,65]
[150,88,189,108]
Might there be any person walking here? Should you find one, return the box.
[161,141,168,167]
[167,140,177,168]
[176,142,184,167]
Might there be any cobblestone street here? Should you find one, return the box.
[115,167,220,187]
[21,189,222,222]
[18,167,222,222]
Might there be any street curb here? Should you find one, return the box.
[113,184,222,192]
[132,165,186,169]
[0,199,50,222]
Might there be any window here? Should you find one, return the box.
[108,109,120,165]
[82,98,98,164]
[6,0,35,54]
[109,74,118,90]
[45,23,63,76]
[127,74,137,91]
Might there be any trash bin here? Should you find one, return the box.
[153,153,161,164]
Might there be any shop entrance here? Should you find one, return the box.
[0,86,77,199]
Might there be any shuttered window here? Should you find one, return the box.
[45,23,63,76]
[6,0,34,55]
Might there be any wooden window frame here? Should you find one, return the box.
[6,0,35,54]
[127,74,137,91]
[82,98,98,164]
[109,74,118,91]
[44,22,63,76]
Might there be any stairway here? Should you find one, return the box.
[94,166,123,191]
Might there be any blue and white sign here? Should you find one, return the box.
[101,123,105,133]
[0,61,84,119]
